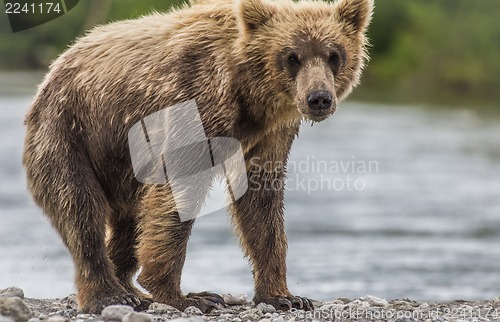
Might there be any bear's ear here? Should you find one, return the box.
[238,0,276,32]
[334,0,374,33]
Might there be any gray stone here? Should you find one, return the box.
[60,295,77,310]
[347,299,370,309]
[183,306,202,316]
[391,301,415,311]
[361,295,389,308]
[147,303,179,314]
[167,318,206,322]
[255,303,276,314]
[221,294,247,306]
[0,315,16,322]
[394,318,416,322]
[47,310,76,319]
[75,314,91,319]
[0,297,33,322]
[0,288,24,299]
[46,316,66,322]
[121,312,151,322]
[101,305,134,321]
[319,303,345,312]
[27,319,39,322]
[239,308,263,321]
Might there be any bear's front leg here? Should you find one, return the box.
[230,131,314,311]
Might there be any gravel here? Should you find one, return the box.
[1,287,500,322]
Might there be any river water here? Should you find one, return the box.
[1,73,499,301]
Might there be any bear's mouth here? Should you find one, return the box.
[300,107,336,122]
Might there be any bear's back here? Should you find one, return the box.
[27,1,239,140]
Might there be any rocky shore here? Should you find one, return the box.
[1,287,500,322]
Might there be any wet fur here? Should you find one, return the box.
[23,0,372,313]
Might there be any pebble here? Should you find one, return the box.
[60,295,77,309]
[239,308,263,321]
[255,303,276,314]
[0,297,33,322]
[394,318,415,322]
[347,299,370,309]
[147,303,179,314]
[121,312,151,322]
[337,298,351,304]
[46,316,66,322]
[391,301,415,311]
[183,306,202,316]
[0,316,16,322]
[0,288,24,299]
[167,317,206,322]
[361,295,389,308]
[101,305,134,321]
[27,319,39,322]
[75,314,91,319]
[318,303,344,311]
[221,294,247,306]
[271,317,285,322]
[47,310,76,318]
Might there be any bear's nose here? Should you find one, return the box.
[307,90,333,111]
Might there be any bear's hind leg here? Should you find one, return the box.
[136,187,222,312]
[106,214,152,310]
[23,125,141,313]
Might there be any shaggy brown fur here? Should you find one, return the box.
[23,0,373,314]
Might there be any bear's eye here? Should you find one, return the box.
[329,51,340,65]
[287,53,301,67]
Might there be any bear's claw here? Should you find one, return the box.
[287,295,314,311]
[187,291,226,306]
[186,291,226,310]
[254,295,315,311]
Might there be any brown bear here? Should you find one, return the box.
[23,0,373,314]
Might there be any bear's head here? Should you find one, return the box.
[235,0,373,122]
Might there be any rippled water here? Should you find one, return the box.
[1,76,499,301]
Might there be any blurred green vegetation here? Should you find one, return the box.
[0,0,499,106]
[360,0,500,107]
